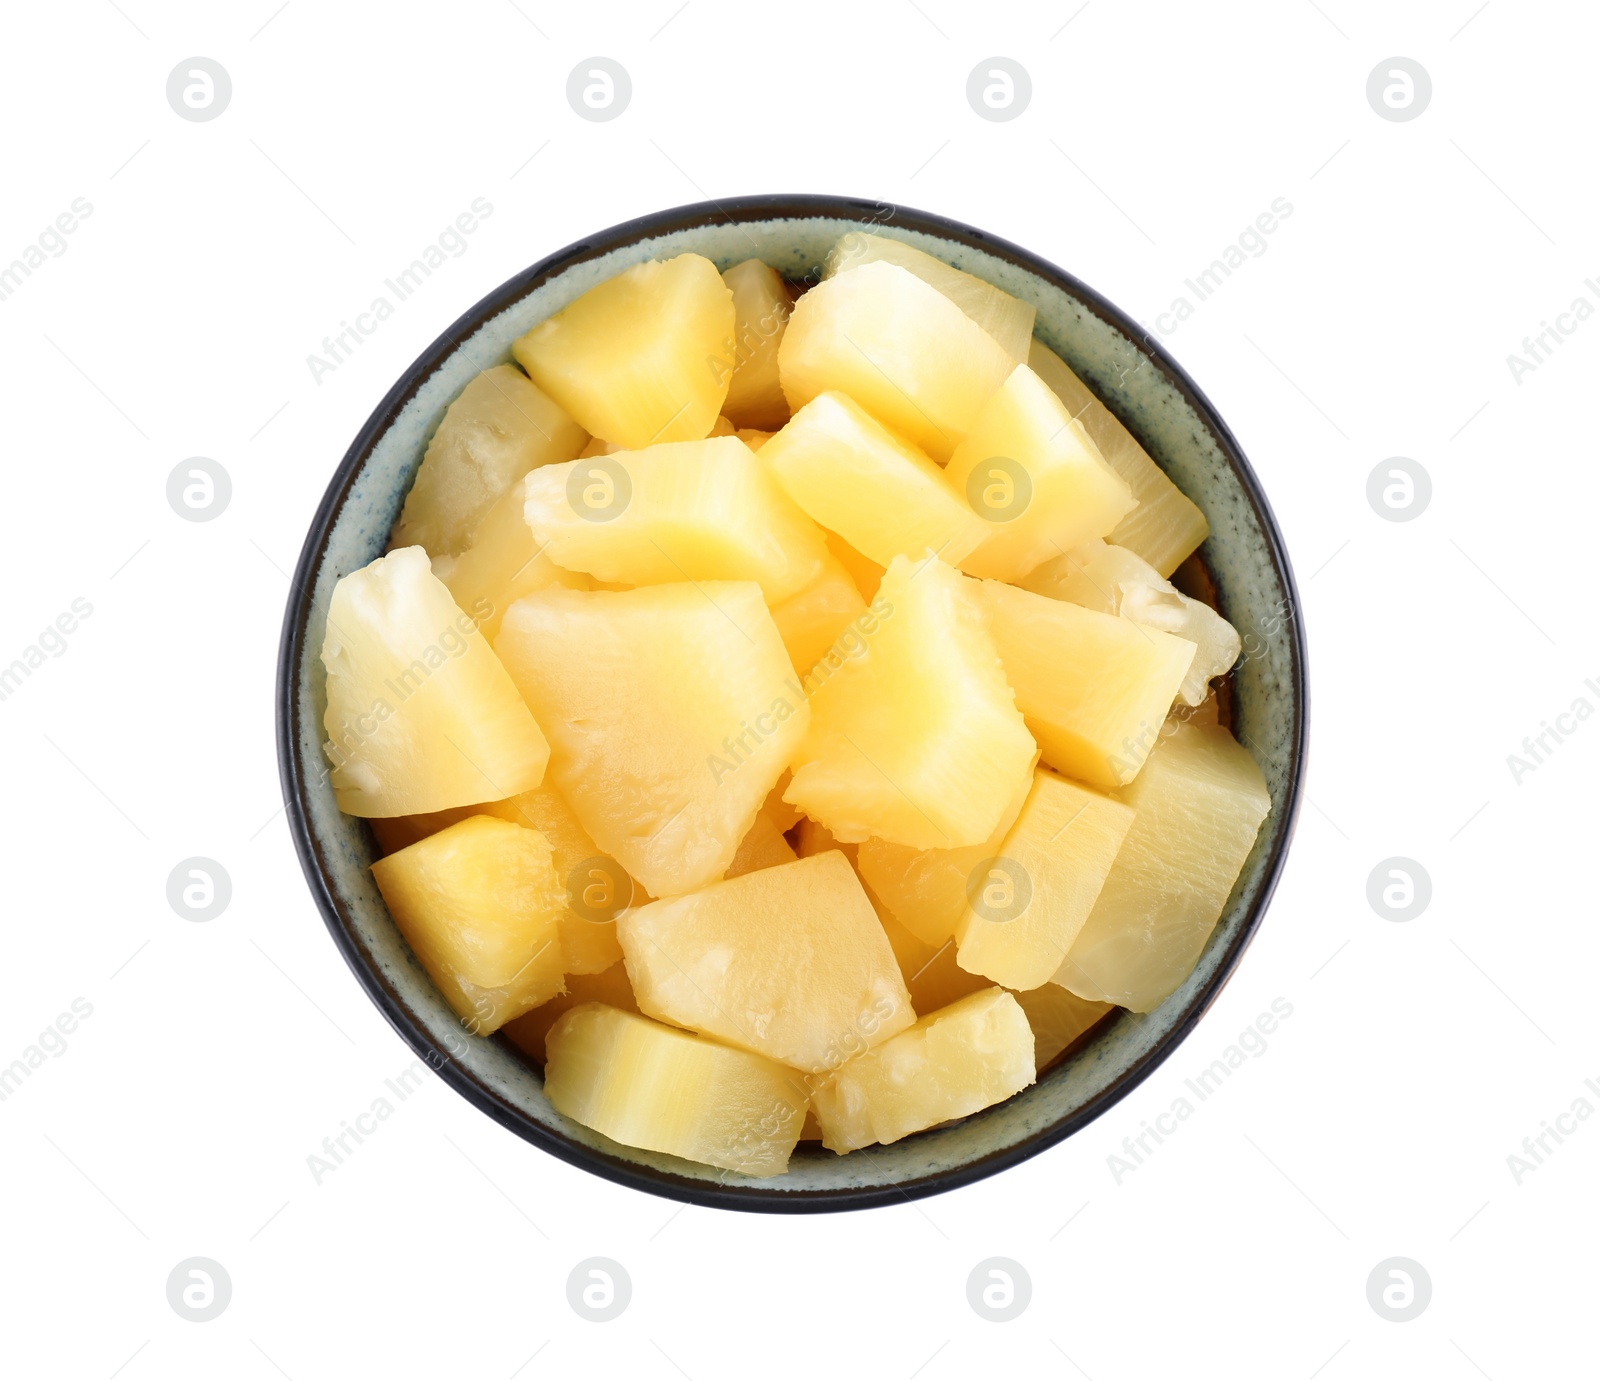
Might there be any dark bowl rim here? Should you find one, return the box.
[275,192,1309,1214]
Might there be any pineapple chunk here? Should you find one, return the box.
[544,1003,805,1177]
[370,816,565,1034]
[494,582,807,897]
[779,261,1013,461]
[810,988,1035,1152]
[768,554,869,674]
[721,260,793,429]
[1011,985,1113,1071]
[737,428,773,451]
[826,530,884,601]
[321,547,550,816]
[502,962,638,1063]
[976,579,1195,791]
[392,365,587,557]
[954,768,1135,990]
[512,254,735,449]
[946,365,1135,581]
[761,392,986,569]
[724,810,798,878]
[1054,721,1270,1011]
[523,437,826,603]
[617,852,914,1074]
[440,476,589,642]
[785,554,1035,849]
[825,232,1036,365]
[1019,540,1241,707]
[857,756,1035,946]
[1027,341,1208,577]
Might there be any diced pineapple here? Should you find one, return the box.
[1053,721,1270,1011]
[1011,985,1113,1071]
[494,582,807,897]
[945,365,1135,581]
[975,579,1194,791]
[785,554,1035,849]
[440,476,589,642]
[502,962,638,1063]
[857,756,1035,946]
[761,392,986,569]
[825,232,1036,365]
[721,260,793,430]
[810,988,1035,1152]
[954,768,1135,990]
[1019,540,1241,706]
[768,554,868,674]
[523,437,826,602]
[366,782,636,975]
[321,547,550,816]
[512,254,735,449]
[544,1003,806,1177]
[370,816,565,1034]
[826,531,884,602]
[737,428,773,451]
[617,852,913,1074]
[779,262,1013,461]
[724,810,798,877]
[1027,341,1208,576]
[392,365,588,557]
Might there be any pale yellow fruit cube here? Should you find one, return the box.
[811,988,1035,1152]
[617,852,913,1074]
[779,261,1013,461]
[370,816,566,1034]
[513,254,735,449]
[544,1003,806,1177]
[321,547,550,817]
[954,768,1135,991]
[768,553,869,674]
[393,364,587,557]
[1054,721,1270,1011]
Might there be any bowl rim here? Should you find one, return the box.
[276,192,1309,1214]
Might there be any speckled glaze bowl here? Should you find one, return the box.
[277,195,1307,1212]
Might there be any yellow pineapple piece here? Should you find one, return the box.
[721,259,793,429]
[523,437,826,602]
[392,365,587,556]
[785,554,1035,849]
[825,232,1036,364]
[617,852,913,1074]
[1019,540,1241,707]
[320,547,550,816]
[440,476,589,641]
[857,754,1035,946]
[724,810,798,878]
[811,988,1035,1152]
[1011,985,1113,1070]
[1028,341,1208,576]
[370,816,565,1034]
[976,579,1195,791]
[544,1003,805,1177]
[826,530,884,602]
[502,962,638,1063]
[946,365,1134,581]
[494,582,807,897]
[737,428,773,451]
[954,768,1135,990]
[1054,720,1270,1011]
[768,553,869,674]
[512,254,735,449]
[779,261,1013,461]
[761,392,987,569]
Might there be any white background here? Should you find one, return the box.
[1,0,1594,1376]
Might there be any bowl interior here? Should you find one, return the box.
[282,199,1305,1209]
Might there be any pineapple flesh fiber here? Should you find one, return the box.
[320,547,550,817]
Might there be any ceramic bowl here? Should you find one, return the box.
[276,194,1307,1212]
